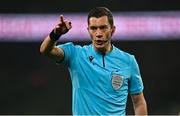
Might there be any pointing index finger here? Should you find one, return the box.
[60,15,65,23]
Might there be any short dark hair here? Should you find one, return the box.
[87,7,114,27]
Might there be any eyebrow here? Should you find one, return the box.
[89,25,108,29]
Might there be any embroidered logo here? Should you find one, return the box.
[112,74,124,91]
[89,56,94,62]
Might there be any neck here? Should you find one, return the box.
[94,43,112,54]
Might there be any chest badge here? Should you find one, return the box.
[112,74,124,91]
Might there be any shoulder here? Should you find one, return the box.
[57,42,82,50]
[57,42,76,48]
[113,45,134,62]
[81,44,92,50]
[57,42,92,53]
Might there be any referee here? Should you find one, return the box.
[40,7,147,115]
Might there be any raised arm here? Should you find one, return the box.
[40,15,72,62]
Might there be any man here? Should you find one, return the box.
[40,7,147,115]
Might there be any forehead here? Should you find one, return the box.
[88,16,109,26]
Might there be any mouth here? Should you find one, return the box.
[95,40,104,45]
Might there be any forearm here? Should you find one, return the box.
[40,35,57,55]
[40,30,65,62]
[131,93,148,115]
[134,99,147,115]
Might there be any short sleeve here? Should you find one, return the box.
[129,55,144,94]
[57,42,76,66]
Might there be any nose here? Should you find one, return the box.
[95,28,103,38]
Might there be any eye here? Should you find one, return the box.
[90,26,97,30]
[99,25,108,30]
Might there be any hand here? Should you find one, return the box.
[54,15,72,35]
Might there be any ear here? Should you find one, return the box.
[111,26,116,36]
[87,27,90,32]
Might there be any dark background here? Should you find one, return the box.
[0,0,180,115]
[1,0,180,13]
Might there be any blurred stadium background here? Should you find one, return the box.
[0,0,180,114]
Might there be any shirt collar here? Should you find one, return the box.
[90,44,116,56]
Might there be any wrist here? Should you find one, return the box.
[49,29,61,41]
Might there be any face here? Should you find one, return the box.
[88,16,115,53]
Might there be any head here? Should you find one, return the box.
[87,7,116,53]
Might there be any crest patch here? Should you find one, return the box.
[112,74,124,91]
